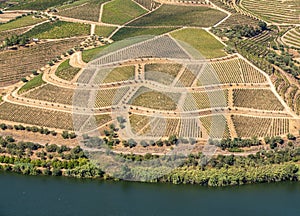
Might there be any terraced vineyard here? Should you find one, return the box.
[0,102,73,130]
[272,72,300,115]
[232,115,290,138]
[0,38,82,86]
[95,87,130,108]
[210,0,259,27]
[130,87,180,110]
[233,89,284,111]
[183,90,228,111]
[23,84,75,105]
[239,0,300,24]
[0,0,299,154]
[199,115,230,138]
[282,28,300,49]
[212,58,266,84]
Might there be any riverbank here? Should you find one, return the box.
[1,134,300,186]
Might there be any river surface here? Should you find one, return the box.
[1,172,300,216]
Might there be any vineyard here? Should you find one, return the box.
[209,0,259,27]
[129,114,201,138]
[55,59,81,81]
[102,0,147,25]
[129,114,151,134]
[211,58,267,84]
[0,0,299,152]
[95,87,130,108]
[282,28,300,49]
[233,89,284,111]
[0,15,46,32]
[8,0,72,10]
[170,28,227,59]
[0,38,82,86]
[57,0,106,22]
[232,115,290,138]
[129,4,227,27]
[101,65,135,84]
[145,63,182,85]
[199,115,230,138]
[111,27,177,41]
[0,102,73,130]
[239,0,300,24]
[24,21,90,39]
[94,26,117,38]
[182,90,228,111]
[133,0,160,11]
[23,84,75,105]
[130,87,180,110]
[272,72,300,115]
[0,26,31,42]
[175,67,198,87]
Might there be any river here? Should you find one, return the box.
[1,172,300,216]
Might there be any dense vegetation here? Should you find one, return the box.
[0,135,104,178]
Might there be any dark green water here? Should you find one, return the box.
[1,172,300,216]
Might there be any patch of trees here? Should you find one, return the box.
[4,35,30,48]
[209,137,261,150]
[0,123,58,136]
[264,136,284,149]
[62,131,77,139]
[213,21,267,39]
[161,163,298,186]
[266,52,300,77]
[0,134,102,178]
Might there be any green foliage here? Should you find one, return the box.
[62,131,77,139]
[162,163,298,186]
[55,59,80,81]
[18,73,45,94]
[171,28,226,58]
[94,26,117,38]
[24,21,90,39]
[0,15,46,32]
[102,0,147,25]
[210,137,261,150]
[81,46,106,63]
[4,35,30,47]
[287,133,296,140]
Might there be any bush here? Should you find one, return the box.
[52,168,62,176]
[21,77,28,82]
